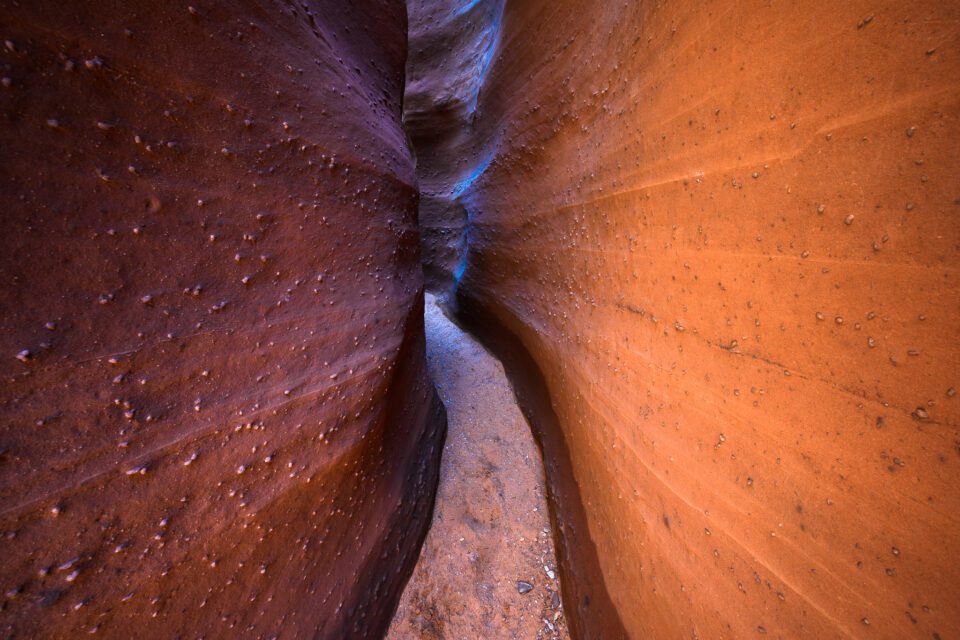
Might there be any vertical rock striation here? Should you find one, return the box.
[425,0,960,638]
[0,1,444,638]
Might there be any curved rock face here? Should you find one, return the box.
[0,1,444,638]
[433,0,960,638]
[404,0,504,293]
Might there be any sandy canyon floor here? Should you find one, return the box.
[387,294,569,639]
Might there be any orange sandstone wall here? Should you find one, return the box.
[450,1,960,637]
[0,1,443,638]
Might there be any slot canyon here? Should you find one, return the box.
[1,0,958,638]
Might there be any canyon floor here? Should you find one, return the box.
[387,293,568,640]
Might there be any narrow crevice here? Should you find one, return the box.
[386,293,569,638]
[4,2,954,639]
[402,0,505,297]
[447,289,630,640]
[392,2,623,638]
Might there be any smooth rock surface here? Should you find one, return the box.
[387,293,568,639]
[425,1,960,638]
[0,2,444,638]
[404,0,505,293]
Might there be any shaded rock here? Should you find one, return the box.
[0,1,444,638]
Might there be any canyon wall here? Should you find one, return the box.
[0,1,444,638]
[420,0,960,637]
[404,0,504,293]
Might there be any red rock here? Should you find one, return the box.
[426,0,960,638]
[0,1,443,637]
[4,0,960,637]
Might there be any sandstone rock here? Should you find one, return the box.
[0,1,443,637]
[404,0,505,294]
[428,0,960,637]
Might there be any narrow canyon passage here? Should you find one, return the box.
[387,294,569,639]
[1,1,958,638]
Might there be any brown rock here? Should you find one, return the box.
[0,1,443,638]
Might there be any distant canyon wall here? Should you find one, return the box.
[0,1,443,637]
[415,0,960,637]
[404,0,504,293]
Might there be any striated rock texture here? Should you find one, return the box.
[0,1,444,638]
[423,0,960,638]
